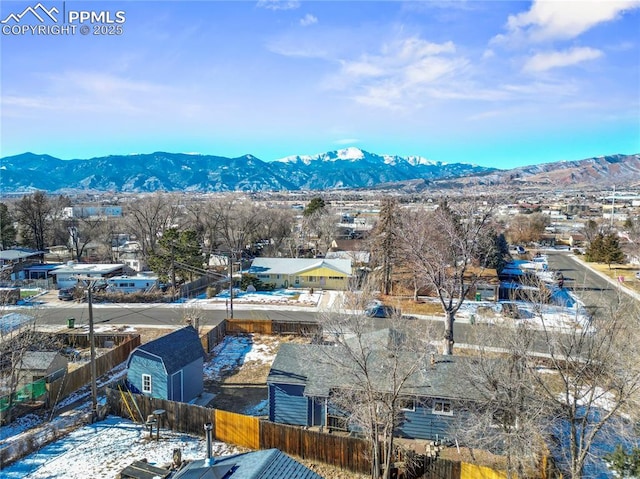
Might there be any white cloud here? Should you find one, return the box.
[299,13,317,27]
[498,0,640,43]
[257,0,300,11]
[523,47,603,72]
[327,37,466,109]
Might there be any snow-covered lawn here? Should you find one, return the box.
[1,414,240,479]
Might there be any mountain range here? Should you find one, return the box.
[1,148,638,194]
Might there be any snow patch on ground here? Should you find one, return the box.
[1,415,239,479]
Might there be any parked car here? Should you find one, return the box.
[365,304,400,318]
[636,271,640,280]
[58,288,75,301]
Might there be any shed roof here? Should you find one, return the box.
[248,258,351,276]
[129,326,205,374]
[173,448,322,479]
[19,351,65,371]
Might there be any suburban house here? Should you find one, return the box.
[0,248,45,280]
[267,340,479,443]
[247,257,352,290]
[125,326,205,403]
[51,262,127,290]
[105,273,159,294]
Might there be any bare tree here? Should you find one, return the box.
[208,196,265,254]
[506,213,550,245]
[14,191,53,251]
[315,289,437,479]
[459,322,547,479]
[397,199,495,355]
[123,193,183,260]
[532,292,640,479]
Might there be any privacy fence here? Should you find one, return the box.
[0,332,140,421]
[106,388,372,475]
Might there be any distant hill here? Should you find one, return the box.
[437,154,640,190]
[0,149,637,194]
[0,148,492,193]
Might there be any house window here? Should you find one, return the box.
[308,276,316,282]
[399,398,415,412]
[432,399,453,416]
[142,374,152,393]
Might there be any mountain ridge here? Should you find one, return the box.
[1,149,638,193]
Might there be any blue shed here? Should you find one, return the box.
[126,326,205,402]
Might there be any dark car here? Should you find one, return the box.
[58,288,75,301]
[365,305,400,318]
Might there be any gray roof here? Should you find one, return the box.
[268,341,482,402]
[173,449,323,479]
[19,351,64,371]
[129,326,205,374]
[51,262,125,275]
[0,249,43,261]
[248,258,351,276]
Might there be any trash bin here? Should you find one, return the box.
[67,318,75,329]
[475,292,482,301]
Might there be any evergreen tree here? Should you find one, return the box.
[0,203,16,249]
[148,228,204,286]
[585,233,605,262]
[303,197,325,217]
[603,232,626,268]
[370,197,400,295]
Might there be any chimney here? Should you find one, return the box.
[204,423,214,466]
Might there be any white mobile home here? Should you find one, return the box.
[106,273,159,293]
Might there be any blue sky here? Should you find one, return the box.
[1,0,639,169]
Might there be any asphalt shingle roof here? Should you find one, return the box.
[248,258,351,276]
[268,338,484,402]
[130,326,205,374]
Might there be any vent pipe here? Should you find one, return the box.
[204,423,214,466]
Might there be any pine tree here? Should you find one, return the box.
[603,232,626,268]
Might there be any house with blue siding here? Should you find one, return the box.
[267,340,480,443]
[125,326,205,403]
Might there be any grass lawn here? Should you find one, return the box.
[582,259,640,293]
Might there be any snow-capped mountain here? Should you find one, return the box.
[0,149,491,193]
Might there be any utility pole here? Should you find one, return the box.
[228,251,234,319]
[77,276,99,422]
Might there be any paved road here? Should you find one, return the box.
[29,303,320,329]
[544,250,635,315]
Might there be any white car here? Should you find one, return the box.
[635,272,640,280]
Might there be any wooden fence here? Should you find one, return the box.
[52,333,140,401]
[260,421,371,474]
[107,389,369,474]
[223,319,320,337]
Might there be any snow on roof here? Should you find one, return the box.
[248,258,352,276]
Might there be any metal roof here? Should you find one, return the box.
[52,262,125,275]
[172,449,323,479]
[248,258,352,276]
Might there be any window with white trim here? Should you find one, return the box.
[432,399,453,416]
[142,374,152,393]
[399,398,415,412]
